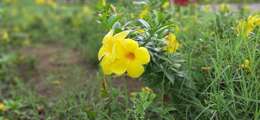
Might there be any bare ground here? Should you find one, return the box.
[18,43,143,99]
[19,43,91,97]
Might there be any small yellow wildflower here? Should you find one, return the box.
[203,5,212,13]
[248,15,260,26]
[165,33,180,53]
[162,1,170,9]
[35,0,45,5]
[139,5,149,19]
[0,102,6,112]
[240,59,250,71]
[35,0,56,7]
[255,19,260,26]
[142,87,153,94]
[1,31,10,43]
[236,15,260,37]
[219,3,230,13]
[236,20,248,37]
[98,30,150,78]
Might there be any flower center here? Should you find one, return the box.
[126,52,135,60]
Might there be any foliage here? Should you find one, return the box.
[0,0,259,119]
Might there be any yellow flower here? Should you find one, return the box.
[236,20,248,37]
[240,59,251,72]
[248,15,260,26]
[165,33,180,53]
[255,19,260,26]
[98,30,150,78]
[203,5,212,13]
[35,0,45,5]
[1,31,10,43]
[142,87,153,94]
[113,38,150,78]
[35,0,56,7]
[240,59,250,70]
[162,1,170,9]
[98,31,129,75]
[139,6,149,19]
[236,15,260,37]
[219,3,230,13]
[0,102,6,112]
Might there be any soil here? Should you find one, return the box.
[18,43,143,99]
[18,43,90,97]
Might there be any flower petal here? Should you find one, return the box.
[114,42,128,60]
[100,57,113,75]
[102,30,114,44]
[255,19,260,25]
[123,39,139,51]
[127,63,144,78]
[98,46,106,60]
[111,59,128,76]
[134,47,150,64]
[114,31,129,40]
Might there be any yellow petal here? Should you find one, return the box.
[134,47,150,64]
[255,19,260,25]
[166,33,180,53]
[100,57,113,75]
[114,41,127,60]
[123,39,139,51]
[102,30,114,44]
[127,63,144,78]
[113,31,129,40]
[168,33,176,43]
[111,59,128,75]
[98,46,106,60]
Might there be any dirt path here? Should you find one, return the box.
[19,43,95,98]
[18,43,143,99]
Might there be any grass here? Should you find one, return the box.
[0,0,260,119]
